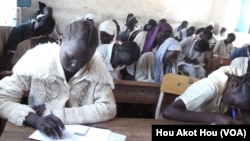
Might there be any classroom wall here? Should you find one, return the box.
[20,0,241,34]
[1,0,248,67]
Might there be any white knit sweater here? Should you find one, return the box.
[0,43,116,126]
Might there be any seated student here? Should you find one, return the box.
[230,44,250,60]
[125,22,173,82]
[11,36,58,66]
[96,41,140,80]
[163,61,250,124]
[118,13,138,42]
[173,20,188,36]
[214,27,227,42]
[213,33,236,58]
[154,38,182,83]
[178,39,210,79]
[141,22,173,54]
[4,10,56,52]
[174,26,195,42]
[98,19,118,45]
[0,19,116,138]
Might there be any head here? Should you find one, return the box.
[113,41,140,67]
[146,19,157,31]
[222,73,250,112]
[85,12,96,23]
[205,25,214,33]
[194,39,210,52]
[220,27,227,35]
[186,26,196,37]
[155,23,173,45]
[225,33,236,44]
[33,15,56,36]
[60,19,98,73]
[195,27,205,35]
[201,30,213,41]
[125,13,138,31]
[98,20,117,44]
[180,21,188,29]
[159,19,167,24]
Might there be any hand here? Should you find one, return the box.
[32,104,46,116]
[213,114,238,125]
[24,113,65,138]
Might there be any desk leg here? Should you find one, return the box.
[0,118,7,136]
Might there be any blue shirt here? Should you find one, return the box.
[229,46,249,60]
[5,20,35,52]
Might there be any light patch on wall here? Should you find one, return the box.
[0,0,17,27]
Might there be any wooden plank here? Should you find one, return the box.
[113,80,160,104]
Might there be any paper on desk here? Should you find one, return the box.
[29,125,112,141]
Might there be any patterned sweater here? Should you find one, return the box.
[0,43,116,126]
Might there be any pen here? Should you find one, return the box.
[232,107,237,120]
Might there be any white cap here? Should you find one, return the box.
[85,12,96,21]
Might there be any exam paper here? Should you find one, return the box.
[29,125,112,141]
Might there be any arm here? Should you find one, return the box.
[45,83,117,124]
[0,74,35,126]
[163,99,236,124]
[162,78,237,124]
[212,40,220,55]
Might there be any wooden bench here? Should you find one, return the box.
[206,57,231,75]
[113,80,160,104]
[113,80,161,118]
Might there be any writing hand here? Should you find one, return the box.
[24,113,65,138]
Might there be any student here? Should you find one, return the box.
[154,38,181,83]
[213,33,236,58]
[98,19,118,45]
[96,40,140,80]
[141,22,173,54]
[4,11,56,52]
[214,27,227,41]
[0,19,117,138]
[119,13,138,42]
[174,26,196,42]
[178,39,210,79]
[163,65,250,124]
[123,22,173,82]
[230,44,250,60]
[173,20,188,36]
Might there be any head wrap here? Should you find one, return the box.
[141,22,172,54]
[98,20,117,45]
[154,38,181,83]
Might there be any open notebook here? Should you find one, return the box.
[29,125,126,141]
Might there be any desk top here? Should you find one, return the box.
[1,118,189,141]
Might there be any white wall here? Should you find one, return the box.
[20,0,239,34]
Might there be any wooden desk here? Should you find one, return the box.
[1,118,187,141]
[114,80,160,104]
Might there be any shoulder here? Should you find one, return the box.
[85,53,114,88]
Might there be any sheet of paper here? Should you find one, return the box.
[29,125,112,141]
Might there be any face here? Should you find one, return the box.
[222,76,250,112]
[60,39,96,73]
[156,30,171,45]
[187,28,194,37]
[100,31,114,44]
